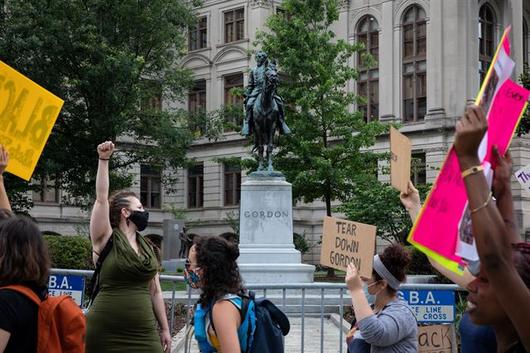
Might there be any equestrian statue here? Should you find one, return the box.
[242,51,291,172]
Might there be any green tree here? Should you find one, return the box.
[0,0,200,207]
[256,0,387,217]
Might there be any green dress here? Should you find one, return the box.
[86,230,163,353]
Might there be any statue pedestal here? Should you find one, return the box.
[238,173,315,283]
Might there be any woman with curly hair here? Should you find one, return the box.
[345,244,417,353]
[186,235,254,353]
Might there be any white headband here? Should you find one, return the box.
[373,254,402,290]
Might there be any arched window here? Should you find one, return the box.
[402,5,427,122]
[356,15,379,122]
[479,4,496,83]
[523,18,530,66]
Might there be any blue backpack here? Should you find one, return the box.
[198,291,290,353]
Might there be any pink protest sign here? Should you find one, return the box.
[409,80,529,264]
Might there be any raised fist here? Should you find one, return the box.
[97,141,115,160]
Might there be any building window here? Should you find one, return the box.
[189,16,207,51]
[402,5,427,122]
[479,4,496,84]
[224,8,244,43]
[523,18,530,66]
[411,152,426,185]
[188,164,204,208]
[224,73,244,130]
[356,15,379,122]
[140,165,161,209]
[189,80,206,113]
[224,164,241,206]
[140,81,162,111]
[32,177,60,203]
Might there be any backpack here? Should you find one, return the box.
[86,235,113,309]
[1,285,86,353]
[204,290,290,353]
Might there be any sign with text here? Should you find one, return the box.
[399,290,455,323]
[0,61,63,180]
[515,164,530,196]
[390,127,411,193]
[320,216,376,277]
[48,274,85,307]
[418,325,455,353]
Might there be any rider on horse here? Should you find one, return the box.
[241,51,291,136]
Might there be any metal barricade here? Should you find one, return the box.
[50,269,463,353]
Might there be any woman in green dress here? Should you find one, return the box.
[86,141,171,353]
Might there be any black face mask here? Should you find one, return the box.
[128,210,149,231]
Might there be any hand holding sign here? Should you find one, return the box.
[454,105,488,161]
[345,262,364,291]
[0,146,9,175]
[492,147,512,198]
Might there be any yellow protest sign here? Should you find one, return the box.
[0,61,63,180]
[320,216,376,278]
[418,325,455,353]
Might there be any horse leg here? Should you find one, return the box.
[258,144,265,171]
[267,115,275,171]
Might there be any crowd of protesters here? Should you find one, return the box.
[0,104,529,353]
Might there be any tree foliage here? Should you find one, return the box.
[0,0,200,207]
[255,0,387,216]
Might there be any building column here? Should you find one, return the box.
[379,1,395,122]
[466,0,480,103]
[508,0,524,77]
[425,0,446,126]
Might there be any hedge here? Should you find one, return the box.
[44,235,93,270]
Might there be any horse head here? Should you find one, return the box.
[264,65,279,93]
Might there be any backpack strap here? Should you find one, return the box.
[88,235,113,304]
[0,285,42,305]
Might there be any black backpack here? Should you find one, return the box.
[207,290,290,353]
[250,291,290,353]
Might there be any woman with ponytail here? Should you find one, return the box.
[186,235,254,353]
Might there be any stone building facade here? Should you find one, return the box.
[31,0,530,264]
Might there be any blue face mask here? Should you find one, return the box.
[184,269,201,289]
[364,281,380,305]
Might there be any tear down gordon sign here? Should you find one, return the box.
[320,216,376,278]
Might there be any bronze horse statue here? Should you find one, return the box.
[252,65,281,172]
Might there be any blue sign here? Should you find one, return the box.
[48,275,85,306]
[398,289,455,323]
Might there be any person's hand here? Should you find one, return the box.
[345,262,363,292]
[0,146,9,176]
[492,146,512,198]
[400,180,420,210]
[97,141,114,160]
[160,329,171,352]
[454,105,488,161]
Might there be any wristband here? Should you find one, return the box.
[99,158,110,161]
[461,165,484,179]
[470,192,492,214]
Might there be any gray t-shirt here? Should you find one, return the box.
[357,298,418,353]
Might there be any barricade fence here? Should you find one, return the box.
[50,269,464,353]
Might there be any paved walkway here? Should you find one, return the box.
[172,315,348,353]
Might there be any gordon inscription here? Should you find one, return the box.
[243,210,289,219]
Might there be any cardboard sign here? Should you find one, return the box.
[418,325,455,353]
[390,127,411,193]
[0,61,64,180]
[320,216,376,277]
[515,164,530,196]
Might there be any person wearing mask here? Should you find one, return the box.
[453,105,530,352]
[186,235,255,353]
[86,141,170,353]
[345,244,417,353]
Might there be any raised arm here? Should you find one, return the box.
[400,181,474,288]
[454,105,530,349]
[491,147,521,243]
[89,142,114,252]
[0,146,11,211]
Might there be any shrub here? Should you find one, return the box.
[406,245,432,275]
[44,235,93,270]
[294,233,309,255]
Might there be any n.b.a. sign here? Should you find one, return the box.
[48,275,85,306]
[399,290,455,323]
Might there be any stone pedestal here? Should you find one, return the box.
[238,173,315,283]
